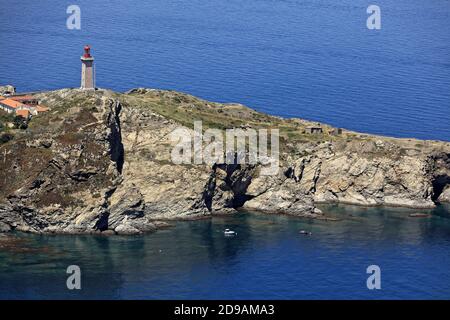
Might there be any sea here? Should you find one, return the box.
[1,204,450,299]
[0,0,449,299]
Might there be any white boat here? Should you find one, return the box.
[224,228,237,236]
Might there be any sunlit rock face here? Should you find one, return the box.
[1,88,449,234]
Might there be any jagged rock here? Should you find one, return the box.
[69,167,99,181]
[25,138,53,149]
[0,87,449,234]
[243,178,318,216]
[432,153,450,203]
[0,222,11,232]
[114,222,141,235]
[0,204,22,232]
[204,163,256,214]
[108,186,145,230]
[113,217,156,234]
[0,90,123,234]
[0,85,15,95]
[438,185,450,203]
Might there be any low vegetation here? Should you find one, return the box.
[0,111,21,144]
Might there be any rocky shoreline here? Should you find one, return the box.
[0,87,449,234]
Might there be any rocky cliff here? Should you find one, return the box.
[1,88,449,234]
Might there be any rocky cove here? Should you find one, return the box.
[0,87,450,235]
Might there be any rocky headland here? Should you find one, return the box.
[0,87,449,234]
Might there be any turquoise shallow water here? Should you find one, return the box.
[1,204,450,299]
[0,0,449,140]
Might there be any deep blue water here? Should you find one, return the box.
[1,204,450,300]
[0,0,449,140]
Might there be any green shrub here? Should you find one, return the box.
[0,132,13,144]
[13,116,28,129]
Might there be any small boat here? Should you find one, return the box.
[224,229,237,236]
[299,230,312,236]
[409,213,431,218]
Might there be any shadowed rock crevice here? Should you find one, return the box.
[201,170,216,211]
[232,193,255,209]
[94,212,109,231]
[430,153,450,203]
[200,162,256,213]
[432,175,450,202]
[107,100,125,174]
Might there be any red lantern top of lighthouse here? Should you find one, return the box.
[83,45,91,58]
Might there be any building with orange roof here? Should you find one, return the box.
[0,94,49,119]
[10,95,39,106]
[35,105,49,113]
[0,98,26,113]
[16,109,31,119]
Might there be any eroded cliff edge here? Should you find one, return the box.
[1,88,449,234]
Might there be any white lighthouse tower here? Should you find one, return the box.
[80,45,95,90]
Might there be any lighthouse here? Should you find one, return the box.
[80,45,95,90]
